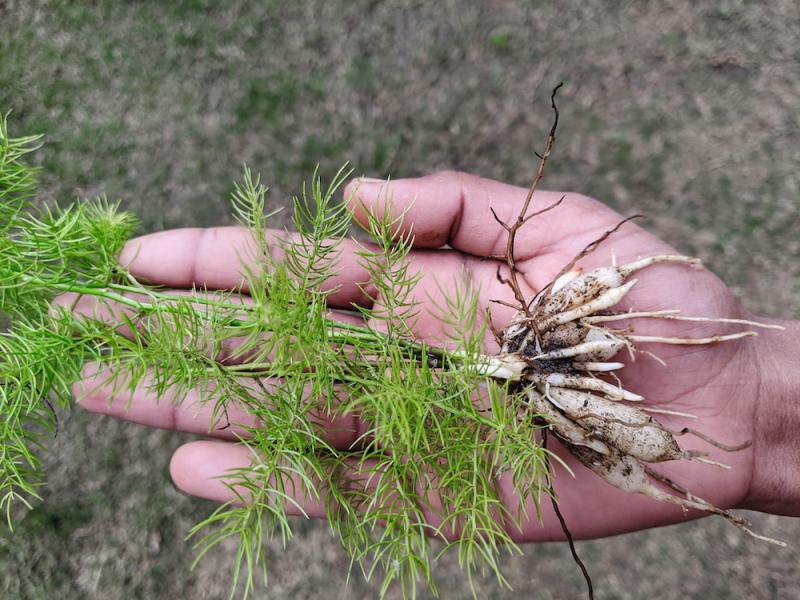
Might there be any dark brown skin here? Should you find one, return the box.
[67,170,800,542]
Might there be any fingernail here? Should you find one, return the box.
[359,176,387,184]
[348,177,389,201]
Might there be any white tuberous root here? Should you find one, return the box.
[494,252,781,544]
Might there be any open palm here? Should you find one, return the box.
[74,170,762,542]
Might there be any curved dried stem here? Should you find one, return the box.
[494,83,563,319]
[542,430,594,600]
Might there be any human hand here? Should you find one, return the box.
[71,170,798,541]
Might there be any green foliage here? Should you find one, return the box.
[0,116,138,525]
[0,118,555,598]
[488,31,512,52]
[0,114,42,235]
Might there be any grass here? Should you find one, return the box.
[1,1,798,598]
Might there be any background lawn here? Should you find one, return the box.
[1,1,798,598]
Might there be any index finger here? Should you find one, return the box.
[344,171,637,259]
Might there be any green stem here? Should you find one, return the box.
[27,275,475,368]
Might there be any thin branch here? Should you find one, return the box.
[527,214,643,317]
[489,298,522,310]
[495,265,511,286]
[542,431,594,600]
[486,307,504,345]
[489,207,511,231]
[674,428,752,452]
[498,83,563,317]
[522,194,566,226]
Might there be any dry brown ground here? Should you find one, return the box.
[1,1,798,598]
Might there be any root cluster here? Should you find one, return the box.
[490,85,784,561]
[496,254,782,545]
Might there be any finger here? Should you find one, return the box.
[170,441,342,516]
[75,365,259,440]
[167,440,598,541]
[344,171,639,258]
[74,364,362,450]
[171,435,740,544]
[170,442,442,527]
[118,227,373,309]
[52,288,365,364]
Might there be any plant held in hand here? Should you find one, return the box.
[0,89,784,600]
